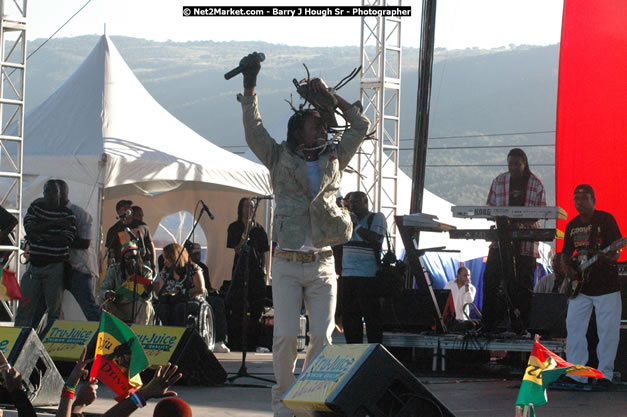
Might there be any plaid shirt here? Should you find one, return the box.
[486,172,546,257]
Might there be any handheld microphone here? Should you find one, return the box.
[125,227,139,241]
[253,195,274,200]
[200,200,215,220]
[224,52,266,80]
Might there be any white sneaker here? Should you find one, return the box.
[255,346,270,353]
[213,341,230,353]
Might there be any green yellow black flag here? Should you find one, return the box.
[89,311,150,400]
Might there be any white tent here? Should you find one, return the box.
[20,35,271,290]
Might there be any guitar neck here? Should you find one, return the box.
[577,238,626,273]
[578,254,599,273]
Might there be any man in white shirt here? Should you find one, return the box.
[444,267,477,321]
[534,252,569,294]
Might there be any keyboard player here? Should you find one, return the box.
[482,148,547,333]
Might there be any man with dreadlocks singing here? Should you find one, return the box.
[236,52,369,417]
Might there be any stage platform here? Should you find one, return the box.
[332,331,565,371]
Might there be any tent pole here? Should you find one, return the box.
[96,155,106,277]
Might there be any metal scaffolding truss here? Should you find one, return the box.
[0,0,27,319]
[358,0,402,243]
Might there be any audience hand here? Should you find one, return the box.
[2,367,25,393]
[67,347,93,386]
[72,381,98,414]
[137,363,182,400]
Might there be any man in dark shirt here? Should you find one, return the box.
[16,179,77,329]
[105,200,156,270]
[562,184,622,387]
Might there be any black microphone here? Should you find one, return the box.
[224,52,266,80]
[253,195,274,200]
[125,227,139,241]
[200,200,215,220]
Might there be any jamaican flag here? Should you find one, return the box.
[90,312,150,400]
[515,339,603,414]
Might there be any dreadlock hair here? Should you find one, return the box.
[507,148,531,177]
[237,197,250,222]
[286,109,320,149]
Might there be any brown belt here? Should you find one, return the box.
[275,250,333,264]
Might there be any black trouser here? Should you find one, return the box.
[339,276,383,344]
[482,247,536,332]
[155,299,201,326]
[225,273,266,351]
[206,295,228,342]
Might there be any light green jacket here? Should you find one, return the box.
[238,94,370,248]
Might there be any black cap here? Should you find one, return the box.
[574,184,595,200]
[116,199,133,211]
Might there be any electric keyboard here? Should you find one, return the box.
[448,228,556,242]
[401,213,456,232]
[451,205,567,220]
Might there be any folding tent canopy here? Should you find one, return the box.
[20,35,271,290]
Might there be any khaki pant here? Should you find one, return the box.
[102,299,154,325]
[270,254,336,417]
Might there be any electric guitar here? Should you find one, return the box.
[567,237,626,299]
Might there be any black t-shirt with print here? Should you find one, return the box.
[562,210,621,296]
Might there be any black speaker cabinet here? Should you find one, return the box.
[619,265,627,320]
[614,325,627,378]
[0,327,64,406]
[382,289,452,332]
[283,344,455,417]
[528,293,568,338]
[170,328,227,386]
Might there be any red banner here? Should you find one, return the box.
[556,0,627,260]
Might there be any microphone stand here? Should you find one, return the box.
[226,198,275,387]
[169,202,216,328]
[173,202,215,270]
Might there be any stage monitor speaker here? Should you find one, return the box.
[283,344,455,417]
[528,293,567,338]
[0,327,64,406]
[164,327,226,386]
[131,325,226,385]
[382,289,452,332]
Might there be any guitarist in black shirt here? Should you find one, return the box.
[562,184,622,389]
